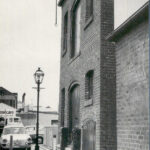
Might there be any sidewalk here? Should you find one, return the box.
[40,145,52,150]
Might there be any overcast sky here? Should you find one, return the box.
[0,0,148,111]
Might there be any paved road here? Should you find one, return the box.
[31,145,35,150]
[31,144,51,150]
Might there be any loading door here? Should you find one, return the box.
[70,84,80,131]
[82,120,96,150]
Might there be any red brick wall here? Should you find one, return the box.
[116,20,149,150]
[59,1,101,146]
[59,0,116,150]
[100,0,116,149]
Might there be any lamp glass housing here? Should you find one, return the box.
[34,68,44,84]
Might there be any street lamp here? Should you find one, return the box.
[34,67,44,150]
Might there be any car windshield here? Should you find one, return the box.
[3,127,26,135]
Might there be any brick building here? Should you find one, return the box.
[58,0,149,150]
[0,87,18,109]
[107,3,149,150]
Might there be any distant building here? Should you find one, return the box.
[28,106,58,127]
[17,105,58,127]
[17,101,23,109]
[0,103,16,118]
[0,87,18,108]
[17,105,59,149]
[0,103,17,136]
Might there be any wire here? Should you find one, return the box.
[55,0,58,26]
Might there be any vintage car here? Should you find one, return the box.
[0,124,32,150]
[25,125,44,144]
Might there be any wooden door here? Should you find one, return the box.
[82,120,96,150]
[70,85,80,130]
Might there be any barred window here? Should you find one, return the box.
[63,12,68,53]
[85,0,93,21]
[85,70,94,100]
[61,88,65,127]
[71,1,81,58]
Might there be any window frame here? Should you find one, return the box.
[82,120,96,150]
[84,0,94,30]
[62,11,68,57]
[70,0,81,60]
[84,70,94,106]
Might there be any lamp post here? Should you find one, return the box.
[34,67,44,150]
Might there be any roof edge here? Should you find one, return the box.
[29,110,58,115]
[58,0,65,7]
[106,1,149,42]
[0,87,13,95]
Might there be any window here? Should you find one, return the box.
[61,88,65,127]
[85,0,93,22]
[51,120,58,125]
[14,118,19,123]
[85,70,94,100]
[53,135,56,138]
[0,91,4,96]
[71,1,81,58]
[63,12,68,54]
[69,85,80,131]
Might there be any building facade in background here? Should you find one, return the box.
[0,103,16,118]
[17,105,59,149]
[58,0,149,150]
[0,87,18,109]
[17,105,58,127]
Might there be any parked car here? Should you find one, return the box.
[0,124,32,150]
[25,125,44,144]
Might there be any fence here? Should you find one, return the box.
[43,125,58,150]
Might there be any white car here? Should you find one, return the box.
[0,124,32,150]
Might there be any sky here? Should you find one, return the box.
[0,0,148,111]
[115,0,148,27]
